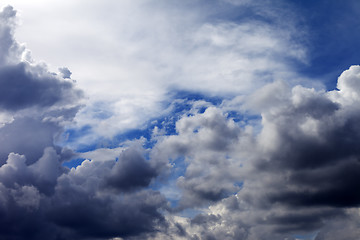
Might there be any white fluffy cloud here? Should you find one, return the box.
[5,0,313,144]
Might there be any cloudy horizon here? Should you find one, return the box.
[1,1,360,239]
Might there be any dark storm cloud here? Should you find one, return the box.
[0,5,82,113]
[264,209,344,234]
[0,63,82,111]
[106,147,158,192]
[0,142,168,240]
[0,147,167,240]
[251,73,360,211]
[49,182,167,239]
[48,150,167,239]
[0,147,62,196]
[211,66,360,238]
[255,91,359,170]
[0,117,61,165]
[269,158,360,208]
[69,196,164,238]
[0,156,168,240]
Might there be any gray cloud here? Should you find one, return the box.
[58,67,72,79]
[169,66,360,240]
[0,6,82,114]
[0,63,82,111]
[0,117,61,165]
[105,147,158,192]
[0,5,83,166]
[153,106,247,210]
[0,6,171,240]
[0,148,167,240]
[0,5,19,65]
[49,170,167,239]
[252,68,360,212]
[143,66,360,240]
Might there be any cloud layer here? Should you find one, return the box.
[1,2,360,240]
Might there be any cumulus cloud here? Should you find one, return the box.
[0,8,82,167]
[157,65,360,240]
[0,63,80,111]
[153,106,248,209]
[0,6,163,240]
[0,152,168,239]
[248,67,360,216]
[0,5,170,239]
[106,147,158,192]
[48,157,167,240]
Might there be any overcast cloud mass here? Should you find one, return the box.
[1,0,360,239]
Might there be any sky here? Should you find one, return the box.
[0,0,360,239]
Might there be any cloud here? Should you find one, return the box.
[0,135,167,238]
[0,5,82,115]
[0,63,80,111]
[0,5,20,65]
[48,158,167,239]
[105,147,158,192]
[159,65,360,240]
[1,6,172,240]
[10,185,41,211]
[2,2,360,240]
[0,117,61,165]
[8,0,311,145]
[0,153,168,239]
[0,9,168,234]
[58,67,72,79]
[252,67,360,212]
[0,5,83,163]
[151,106,251,210]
